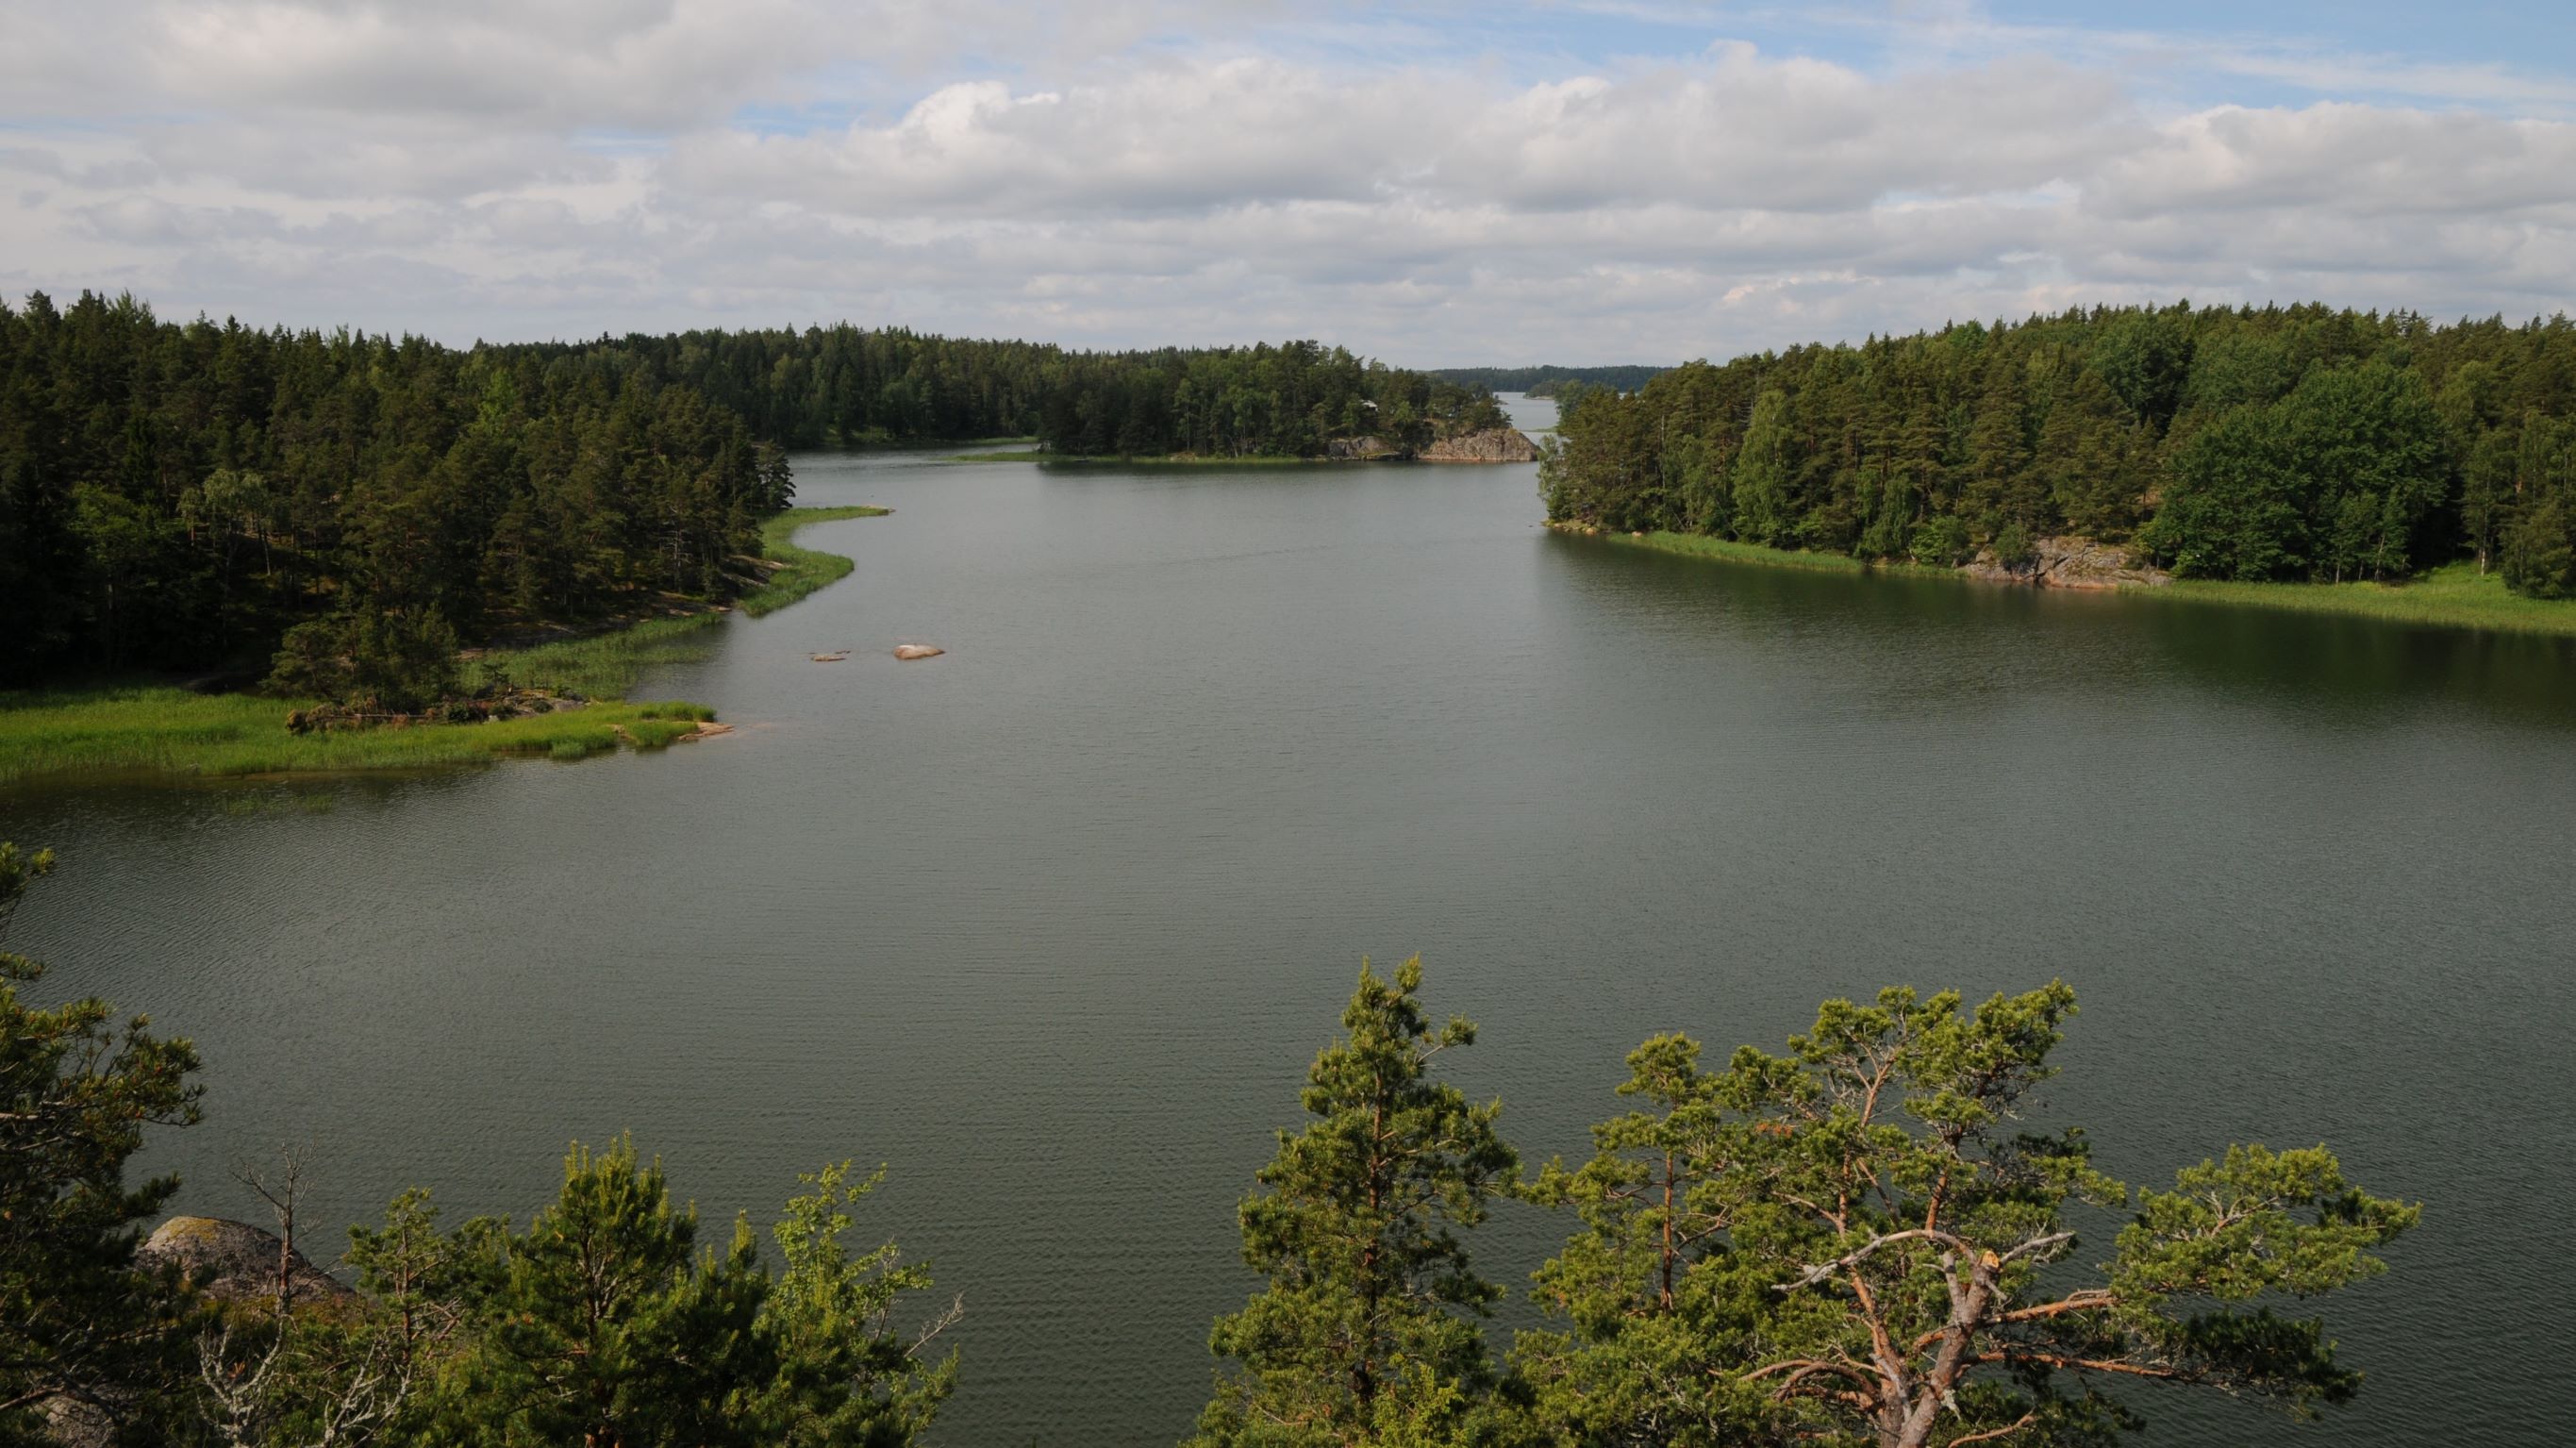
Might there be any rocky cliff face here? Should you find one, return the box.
[1964,537,2169,590]
[1419,427,1539,463]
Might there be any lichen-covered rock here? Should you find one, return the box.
[1325,436,1403,460]
[1419,427,1539,463]
[138,1216,352,1305]
[1965,537,2169,590]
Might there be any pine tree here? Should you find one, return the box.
[1729,391,1794,546]
[456,1138,774,1448]
[0,843,204,1441]
[1523,984,2417,1448]
[1191,958,1518,1448]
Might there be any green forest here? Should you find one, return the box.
[1539,304,2576,597]
[3,842,2415,1448]
[0,292,790,693]
[0,294,1500,696]
[1031,341,1507,458]
[1428,365,1669,398]
[490,329,1505,458]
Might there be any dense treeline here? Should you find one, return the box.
[7,837,2415,1448]
[1034,341,1507,458]
[489,324,1067,447]
[1541,303,2576,596]
[1429,364,1668,397]
[495,332,1506,459]
[0,291,788,693]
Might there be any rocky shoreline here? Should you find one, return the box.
[1319,425,1540,463]
[1554,524,2173,591]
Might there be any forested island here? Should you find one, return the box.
[1540,304,2576,611]
[4,841,2417,1448]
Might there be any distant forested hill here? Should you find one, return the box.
[1032,341,1504,458]
[1541,304,2576,596]
[490,325,1066,446]
[1429,364,1668,397]
[500,330,1503,458]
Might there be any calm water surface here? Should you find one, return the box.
[7,398,2572,1443]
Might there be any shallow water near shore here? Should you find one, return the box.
[5,396,2572,1444]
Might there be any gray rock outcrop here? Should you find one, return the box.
[1325,435,1403,460]
[1420,427,1539,463]
[137,1215,352,1306]
[1965,537,2169,590]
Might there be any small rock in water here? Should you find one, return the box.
[893,643,945,660]
[809,650,851,662]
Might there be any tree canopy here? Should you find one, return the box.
[1206,965,2416,1448]
[1539,302,2576,596]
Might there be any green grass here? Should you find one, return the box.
[2138,561,2576,637]
[468,615,727,699]
[1577,527,1953,578]
[1573,526,2576,637]
[0,505,882,786]
[0,502,886,777]
[939,449,1052,462]
[465,506,889,697]
[740,506,889,617]
[0,688,723,785]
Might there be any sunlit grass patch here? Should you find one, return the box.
[2138,561,2576,638]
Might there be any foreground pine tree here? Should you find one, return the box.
[1518,983,2418,1448]
[1191,957,1519,1448]
[0,843,202,1441]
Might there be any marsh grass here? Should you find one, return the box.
[740,506,888,617]
[0,687,722,784]
[467,615,724,699]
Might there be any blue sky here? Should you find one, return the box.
[3,1,2570,363]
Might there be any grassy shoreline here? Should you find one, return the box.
[0,506,888,786]
[464,506,888,699]
[1570,525,2576,638]
[941,449,1400,467]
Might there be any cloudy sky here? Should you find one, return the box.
[3,1,2570,365]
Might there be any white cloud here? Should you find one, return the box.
[0,1,2569,361]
